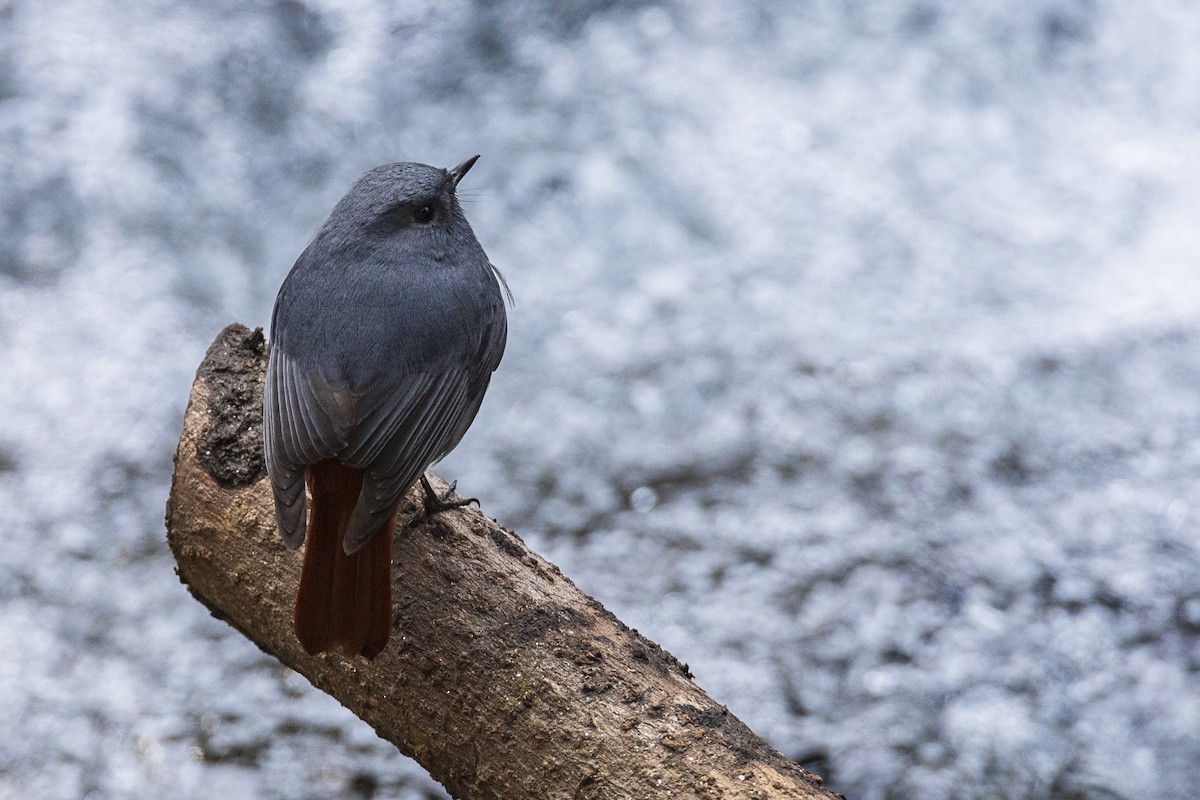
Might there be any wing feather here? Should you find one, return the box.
[264,348,349,546]
[342,370,472,551]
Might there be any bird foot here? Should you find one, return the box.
[405,475,478,529]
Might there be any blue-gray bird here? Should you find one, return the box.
[263,156,508,658]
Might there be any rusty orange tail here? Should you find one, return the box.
[294,459,393,659]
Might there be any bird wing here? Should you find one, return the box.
[339,304,507,553]
[263,346,355,547]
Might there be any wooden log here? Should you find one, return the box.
[166,323,839,800]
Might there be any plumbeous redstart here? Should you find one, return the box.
[263,156,508,658]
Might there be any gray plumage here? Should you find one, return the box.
[263,159,507,554]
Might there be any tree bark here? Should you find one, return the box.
[166,323,840,800]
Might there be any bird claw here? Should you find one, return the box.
[405,476,478,529]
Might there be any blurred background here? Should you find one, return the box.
[2,1,1199,798]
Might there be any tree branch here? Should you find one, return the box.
[166,323,839,800]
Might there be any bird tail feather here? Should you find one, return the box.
[294,459,393,659]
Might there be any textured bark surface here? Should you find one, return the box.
[166,324,841,800]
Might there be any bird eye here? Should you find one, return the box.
[413,204,437,224]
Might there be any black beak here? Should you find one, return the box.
[448,155,480,188]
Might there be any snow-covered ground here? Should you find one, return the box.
[2,2,1198,798]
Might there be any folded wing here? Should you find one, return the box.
[264,304,506,553]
